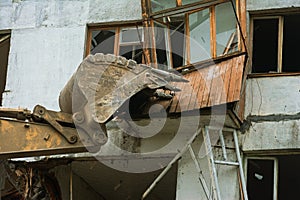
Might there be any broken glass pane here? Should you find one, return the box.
[119,27,144,63]
[168,14,186,68]
[216,2,238,56]
[119,45,143,64]
[90,30,115,55]
[189,8,211,63]
[154,21,171,70]
[151,0,177,13]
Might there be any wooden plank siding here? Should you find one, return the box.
[165,54,245,113]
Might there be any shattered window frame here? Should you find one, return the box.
[86,23,146,64]
[147,0,243,69]
[251,13,300,74]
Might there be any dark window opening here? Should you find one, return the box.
[169,15,185,68]
[278,155,300,200]
[247,159,274,200]
[282,14,300,72]
[87,27,144,64]
[0,33,10,106]
[153,21,171,70]
[252,19,278,73]
[90,30,115,55]
[119,45,143,64]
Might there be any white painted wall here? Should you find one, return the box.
[247,0,300,11]
[0,0,142,110]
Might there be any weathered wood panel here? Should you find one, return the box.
[167,54,245,113]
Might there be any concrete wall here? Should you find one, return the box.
[245,76,300,116]
[247,0,300,11]
[243,76,300,152]
[0,0,141,110]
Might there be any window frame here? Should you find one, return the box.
[85,22,144,59]
[250,16,285,74]
[86,0,246,69]
[148,0,244,68]
[245,156,278,200]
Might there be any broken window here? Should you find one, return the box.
[166,14,186,68]
[119,27,144,63]
[247,155,300,200]
[216,2,238,56]
[252,14,300,73]
[148,0,241,68]
[247,157,277,200]
[0,33,10,106]
[153,21,172,70]
[86,25,144,64]
[252,18,279,73]
[246,157,278,200]
[88,1,243,69]
[90,29,115,55]
[277,155,300,199]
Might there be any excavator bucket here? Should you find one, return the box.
[59,53,188,124]
[58,53,188,147]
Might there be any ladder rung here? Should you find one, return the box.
[214,160,239,166]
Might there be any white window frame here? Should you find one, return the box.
[245,156,278,200]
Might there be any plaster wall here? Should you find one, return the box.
[247,0,300,11]
[242,119,300,152]
[244,76,300,151]
[245,76,300,116]
[0,0,141,110]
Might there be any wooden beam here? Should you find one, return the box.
[210,6,217,58]
[141,0,152,65]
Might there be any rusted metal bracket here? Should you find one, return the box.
[0,105,101,159]
[0,117,89,159]
[0,107,31,120]
[32,105,77,144]
[72,103,108,147]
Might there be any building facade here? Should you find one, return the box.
[0,0,300,199]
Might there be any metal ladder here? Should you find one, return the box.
[141,126,248,200]
[203,126,248,200]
